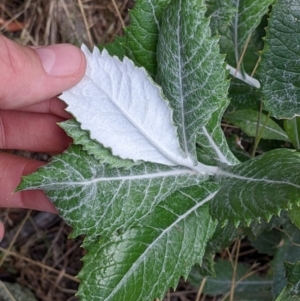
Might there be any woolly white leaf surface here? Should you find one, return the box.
[60,45,191,167]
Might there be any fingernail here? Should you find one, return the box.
[33,44,84,77]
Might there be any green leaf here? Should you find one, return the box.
[224,109,290,142]
[17,145,209,239]
[275,287,300,301]
[157,0,229,163]
[226,134,251,162]
[210,149,300,225]
[98,37,125,59]
[229,0,273,65]
[271,223,300,298]
[249,212,290,236]
[77,184,218,301]
[205,0,236,35]
[207,223,241,254]
[259,0,300,118]
[188,260,273,300]
[248,229,282,256]
[60,120,135,168]
[216,0,272,69]
[228,79,261,110]
[197,98,240,166]
[289,205,300,229]
[124,0,171,76]
[285,261,300,297]
[284,117,300,150]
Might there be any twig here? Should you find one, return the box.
[77,0,93,48]
[234,33,252,75]
[195,277,207,301]
[251,102,269,158]
[111,0,125,27]
[275,227,300,247]
[0,210,31,267]
[230,239,240,301]
[0,247,79,283]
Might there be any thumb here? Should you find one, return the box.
[0,35,86,110]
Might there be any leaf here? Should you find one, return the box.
[249,211,290,236]
[76,184,218,301]
[271,223,300,298]
[188,260,273,300]
[156,0,230,163]
[205,0,236,35]
[215,0,272,68]
[275,288,300,301]
[226,134,251,162]
[289,205,300,229]
[124,0,171,76]
[259,0,300,118]
[224,109,290,142]
[248,229,282,256]
[285,261,300,297]
[17,145,209,239]
[284,117,300,150]
[197,105,240,166]
[98,37,125,59]
[206,223,241,254]
[228,79,261,110]
[60,45,195,168]
[0,282,38,301]
[59,119,135,169]
[210,149,300,225]
[229,0,273,65]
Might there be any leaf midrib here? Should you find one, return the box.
[29,166,199,190]
[218,169,300,188]
[176,0,189,156]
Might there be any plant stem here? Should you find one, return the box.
[226,64,260,89]
[251,102,270,157]
[194,162,219,175]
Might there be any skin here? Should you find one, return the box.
[0,35,87,240]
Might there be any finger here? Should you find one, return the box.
[0,152,57,213]
[18,97,72,119]
[0,35,86,110]
[0,222,4,242]
[0,110,71,152]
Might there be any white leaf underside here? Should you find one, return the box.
[60,45,194,168]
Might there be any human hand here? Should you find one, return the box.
[0,35,86,240]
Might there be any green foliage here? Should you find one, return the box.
[284,117,300,150]
[224,109,290,141]
[259,0,300,118]
[211,149,300,225]
[78,185,217,301]
[17,0,300,300]
[189,260,273,300]
[124,0,171,77]
[156,0,229,162]
[271,223,300,298]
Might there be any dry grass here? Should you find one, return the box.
[0,0,133,46]
[0,1,269,301]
